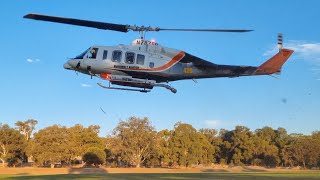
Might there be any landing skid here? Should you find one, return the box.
[97,83,151,93]
[97,75,177,93]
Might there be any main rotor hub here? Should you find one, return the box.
[126,25,160,32]
[126,25,160,39]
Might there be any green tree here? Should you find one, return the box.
[15,119,38,141]
[274,127,289,167]
[282,134,303,167]
[199,128,219,163]
[197,132,215,165]
[31,125,71,168]
[169,123,213,167]
[108,117,158,167]
[216,129,230,165]
[0,124,27,167]
[170,123,196,167]
[15,119,38,164]
[221,126,255,165]
[288,136,319,168]
[68,124,104,161]
[199,128,218,145]
[253,127,280,167]
[158,129,172,167]
[311,131,320,140]
[30,124,104,167]
[311,131,320,167]
[82,147,106,167]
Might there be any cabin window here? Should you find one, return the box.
[103,50,108,60]
[125,52,135,64]
[89,48,98,59]
[149,62,154,68]
[137,54,145,65]
[112,50,122,62]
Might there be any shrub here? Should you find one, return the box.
[82,147,106,167]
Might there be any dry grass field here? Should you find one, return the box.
[0,166,319,179]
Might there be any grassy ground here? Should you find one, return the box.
[1,172,320,180]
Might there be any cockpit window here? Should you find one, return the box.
[89,48,99,59]
[75,48,90,59]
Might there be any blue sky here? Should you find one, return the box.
[1,0,320,136]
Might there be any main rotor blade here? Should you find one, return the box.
[157,28,253,33]
[24,14,253,33]
[24,14,128,32]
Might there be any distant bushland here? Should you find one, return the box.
[1,117,320,169]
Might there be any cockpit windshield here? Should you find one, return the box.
[74,48,90,59]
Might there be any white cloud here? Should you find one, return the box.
[81,83,92,88]
[264,41,320,64]
[26,58,40,63]
[204,120,221,128]
[310,68,320,72]
[263,47,278,57]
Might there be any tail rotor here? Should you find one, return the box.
[278,33,283,51]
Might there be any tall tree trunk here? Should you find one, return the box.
[50,158,54,168]
[135,154,141,168]
[0,158,5,167]
[136,163,140,168]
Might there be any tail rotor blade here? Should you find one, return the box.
[278,33,283,50]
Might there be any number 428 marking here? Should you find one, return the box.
[183,68,193,74]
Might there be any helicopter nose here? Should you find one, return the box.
[67,59,78,67]
[63,62,72,70]
[64,59,81,70]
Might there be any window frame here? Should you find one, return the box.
[125,52,135,64]
[112,50,122,62]
[149,62,155,68]
[89,47,99,59]
[136,54,145,65]
[102,50,108,60]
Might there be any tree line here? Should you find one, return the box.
[0,117,320,169]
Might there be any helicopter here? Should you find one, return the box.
[24,14,294,93]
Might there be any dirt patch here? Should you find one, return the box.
[0,166,318,175]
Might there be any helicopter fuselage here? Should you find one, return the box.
[64,38,259,84]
